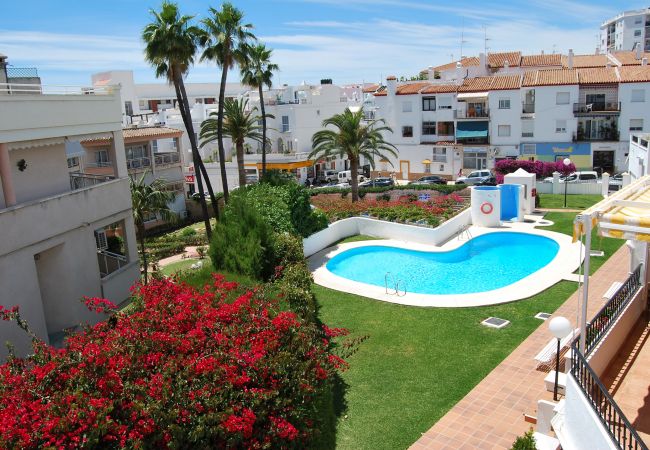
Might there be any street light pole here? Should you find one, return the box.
[549,316,572,401]
[563,157,571,208]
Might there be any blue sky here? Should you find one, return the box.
[1,1,647,87]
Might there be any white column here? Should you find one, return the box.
[601,172,609,197]
[0,143,16,206]
[111,131,128,179]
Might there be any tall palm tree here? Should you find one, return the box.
[142,1,218,238]
[240,43,278,178]
[130,173,176,285]
[199,98,270,187]
[200,2,255,202]
[310,108,398,202]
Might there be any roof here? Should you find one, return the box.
[458,74,521,92]
[577,67,618,84]
[362,84,380,93]
[488,51,521,68]
[562,54,609,68]
[610,51,650,65]
[431,57,480,72]
[81,126,184,145]
[420,83,458,94]
[520,54,563,67]
[522,69,578,87]
[618,65,650,83]
[396,82,433,95]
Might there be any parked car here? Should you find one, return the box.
[359,177,395,188]
[408,175,447,185]
[337,170,366,184]
[542,171,599,183]
[476,175,497,186]
[456,170,492,185]
[322,170,339,183]
[608,172,624,191]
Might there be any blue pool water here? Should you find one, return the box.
[326,232,559,295]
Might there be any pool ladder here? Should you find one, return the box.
[457,225,472,241]
[384,272,407,297]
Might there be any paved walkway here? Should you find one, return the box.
[410,245,631,450]
[156,246,200,268]
[536,208,584,213]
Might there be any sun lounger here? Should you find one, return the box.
[534,328,578,370]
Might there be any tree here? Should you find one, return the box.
[200,2,255,203]
[200,98,269,188]
[129,173,176,285]
[310,108,398,202]
[240,43,279,177]
[142,1,219,239]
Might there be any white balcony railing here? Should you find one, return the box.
[97,250,128,278]
[154,153,180,166]
[0,83,115,95]
[70,172,115,190]
[127,157,151,170]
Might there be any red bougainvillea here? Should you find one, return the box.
[0,276,345,449]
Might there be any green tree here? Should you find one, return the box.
[142,1,219,237]
[310,107,398,202]
[130,173,176,285]
[200,98,270,188]
[240,43,279,177]
[200,2,255,202]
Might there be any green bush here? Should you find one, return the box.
[510,429,537,450]
[310,184,466,196]
[275,262,317,322]
[259,169,297,186]
[377,193,391,202]
[273,232,305,267]
[180,227,197,237]
[209,196,276,281]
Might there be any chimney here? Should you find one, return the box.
[427,66,435,81]
[479,52,487,70]
[636,42,643,60]
[504,60,510,72]
[606,61,612,68]
[541,50,545,55]
[595,46,600,55]
[567,49,574,69]
[386,76,397,97]
[455,61,463,84]
[643,57,648,66]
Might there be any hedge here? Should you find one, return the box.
[309,184,467,196]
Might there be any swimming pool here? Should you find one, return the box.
[325,232,559,295]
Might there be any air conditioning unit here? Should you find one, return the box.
[95,230,108,250]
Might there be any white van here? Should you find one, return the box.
[337,170,366,184]
[543,171,599,183]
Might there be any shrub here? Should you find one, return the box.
[0,277,345,449]
[180,227,197,237]
[210,196,276,281]
[272,232,305,267]
[275,263,318,322]
[510,429,537,450]
[311,184,466,196]
[494,159,576,180]
[259,169,296,186]
[377,193,391,202]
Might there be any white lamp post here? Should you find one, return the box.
[549,316,573,400]
[563,157,571,208]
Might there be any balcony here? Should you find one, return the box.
[574,128,620,142]
[522,103,535,114]
[154,152,180,167]
[69,172,115,190]
[455,107,490,119]
[127,157,151,171]
[573,102,621,115]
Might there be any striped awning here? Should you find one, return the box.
[573,175,650,242]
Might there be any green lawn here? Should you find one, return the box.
[335,235,384,245]
[538,193,603,210]
[160,258,202,276]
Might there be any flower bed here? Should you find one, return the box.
[0,277,345,449]
[311,193,466,226]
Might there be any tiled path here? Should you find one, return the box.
[601,318,650,444]
[410,245,631,450]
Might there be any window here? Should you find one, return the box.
[67,156,79,168]
[437,97,452,109]
[126,145,147,160]
[522,119,534,137]
[635,30,642,37]
[402,126,413,137]
[635,17,643,24]
[95,150,110,166]
[521,144,536,155]
[497,125,511,137]
[630,119,644,131]
[437,122,454,135]
[138,100,147,110]
[422,121,436,135]
[631,89,646,102]
[463,152,487,170]
[439,164,444,172]
[422,96,436,111]
[281,115,290,132]
[152,140,158,153]
[498,98,510,109]
[432,147,447,162]
[555,119,567,133]
[402,101,412,112]
[556,92,570,105]
[124,101,133,116]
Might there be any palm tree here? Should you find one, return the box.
[240,43,278,178]
[310,108,398,202]
[130,173,176,285]
[199,98,270,187]
[200,2,255,202]
[142,1,218,238]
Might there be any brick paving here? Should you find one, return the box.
[410,245,631,450]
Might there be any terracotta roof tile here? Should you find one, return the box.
[522,69,578,86]
[520,54,563,67]
[362,84,380,93]
[611,51,650,65]
[420,83,458,94]
[577,67,618,84]
[618,65,650,82]
[81,126,184,145]
[395,82,432,95]
[489,74,522,90]
[458,74,521,92]
[562,54,608,68]
[431,57,479,72]
[488,51,521,68]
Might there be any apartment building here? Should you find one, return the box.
[600,8,650,53]
[368,50,650,180]
[0,83,139,357]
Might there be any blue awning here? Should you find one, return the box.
[456,121,489,138]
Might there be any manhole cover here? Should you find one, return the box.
[481,317,510,329]
[535,312,551,321]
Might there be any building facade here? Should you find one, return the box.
[0,84,139,357]
[600,8,650,53]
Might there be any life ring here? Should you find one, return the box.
[480,202,493,215]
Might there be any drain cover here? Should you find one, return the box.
[481,317,510,329]
[535,312,551,321]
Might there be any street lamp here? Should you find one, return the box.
[549,316,573,400]
[563,157,571,208]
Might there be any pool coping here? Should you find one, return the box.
[308,219,585,307]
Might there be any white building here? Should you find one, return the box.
[0,84,139,356]
[368,50,650,181]
[600,8,650,53]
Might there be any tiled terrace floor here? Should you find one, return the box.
[410,245,631,450]
[601,318,650,444]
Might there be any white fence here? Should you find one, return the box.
[303,209,472,257]
[535,181,603,195]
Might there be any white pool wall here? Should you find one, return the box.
[471,186,501,227]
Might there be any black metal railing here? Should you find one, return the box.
[69,173,114,190]
[154,152,180,166]
[522,102,535,114]
[571,343,648,450]
[573,102,621,114]
[584,265,642,354]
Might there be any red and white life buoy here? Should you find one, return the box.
[480,202,493,215]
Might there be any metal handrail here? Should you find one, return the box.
[97,250,127,278]
[584,265,642,354]
[0,83,114,95]
[571,342,648,450]
[69,173,114,190]
[573,102,621,114]
[126,157,152,170]
[385,272,396,294]
[154,153,180,166]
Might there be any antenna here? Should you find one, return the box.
[460,20,468,59]
[483,25,491,55]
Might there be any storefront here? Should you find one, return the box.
[529,143,592,169]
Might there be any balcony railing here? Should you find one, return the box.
[69,172,115,190]
[455,108,490,119]
[6,67,39,78]
[573,102,621,114]
[584,264,642,354]
[97,250,128,278]
[127,157,151,170]
[154,152,180,166]
[574,129,620,142]
[0,82,114,95]
[85,161,113,168]
[522,103,535,114]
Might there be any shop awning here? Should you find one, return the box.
[456,121,489,139]
[256,160,315,170]
[422,159,432,164]
[457,92,488,100]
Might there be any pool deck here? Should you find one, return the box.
[409,244,631,449]
[309,218,584,307]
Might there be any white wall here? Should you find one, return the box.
[529,85,579,143]
[9,143,70,204]
[489,89,522,147]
